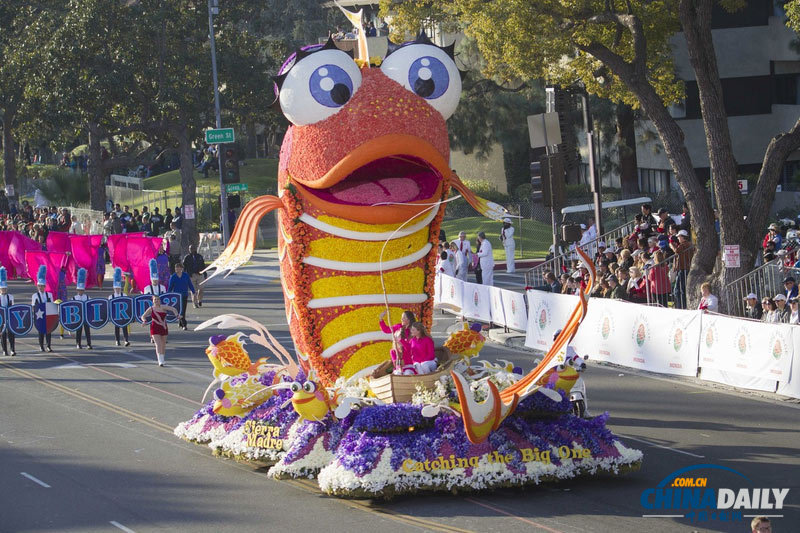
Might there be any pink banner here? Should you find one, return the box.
[125,236,160,293]
[2,232,42,278]
[46,232,71,255]
[69,235,100,288]
[25,251,77,294]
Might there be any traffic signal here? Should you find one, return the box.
[533,153,566,208]
[222,146,240,184]
[545,86,580,173]
[530,160,543,203]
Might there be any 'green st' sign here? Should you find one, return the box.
[205,128,235,144]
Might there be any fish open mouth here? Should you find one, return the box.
[289,133,450,224]
[304,156,441,206]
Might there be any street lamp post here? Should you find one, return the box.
[207,0,229,244]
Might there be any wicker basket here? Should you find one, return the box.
[369,347,454,404]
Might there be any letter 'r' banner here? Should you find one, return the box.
[110,296,134,328]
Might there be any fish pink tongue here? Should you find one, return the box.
[329,177,420,205]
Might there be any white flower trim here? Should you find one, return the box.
[209,424,287,462]
[173,414,230,444]
[269,436,334,479]
[318,440,642,497]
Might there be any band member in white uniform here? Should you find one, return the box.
[31,265,53,352]
[500,217,516,273]
[476,232,495,286]
[0,267,15,356]
[109,267,130,346]
[73,268,92,350]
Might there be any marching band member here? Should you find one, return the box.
[109,267,130,346]
[31,265,53,352]
[0,267,15,356]
[140,296,178,367]
[73,268,92,350]
[143,259,166,295]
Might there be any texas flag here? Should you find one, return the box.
[35,302,60,334]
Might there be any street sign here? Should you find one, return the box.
[225,183,248,192]
[737,179,748,194]
[527,112,562,149]
[205,128,235,144]
[723,245,740,268]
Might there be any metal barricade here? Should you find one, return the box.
[721,259,795,317]
[642,245,694,307]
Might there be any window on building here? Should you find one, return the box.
[683,76,773,118]
[639,169,671,193]
[774,74,799,105]
[711,0,771,29]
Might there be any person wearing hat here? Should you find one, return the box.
[656,208,671,235]
[0,267,16,356]
[475,232,494,286]
[72,268,92,350]
[744,293,763,320]
[108,267,130,346]
[763,240,777,263]
[789,298,800,325]
[763,223,782,251]
[773,293,790,323]
[31,265,53,352]
[783,276,798,301]
[670,229,693,309]
[500,217,515,273]
[143,259,166,295]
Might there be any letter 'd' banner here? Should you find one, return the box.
[135,294,154,323]
[160,292,182,323]
[7,304,32,335]
[84,298,109,329]
[59,301,84,332]
[110,296,134,328]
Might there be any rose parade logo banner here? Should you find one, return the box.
[641,464,790,526]
[110,296,134,328]
[460,281,491,323]
[58,301,84,332]
[7,304,32,336]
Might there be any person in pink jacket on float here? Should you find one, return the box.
[379,310,416,373]
[406,322,437,375]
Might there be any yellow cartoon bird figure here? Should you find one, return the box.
[290,380,336,422]
[206,333,268,378]
[444,322,486,361]
[212,373,278,417]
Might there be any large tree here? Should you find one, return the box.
[384,0,800,302]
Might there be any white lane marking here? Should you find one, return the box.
[642,515,684,518]
[53,363,137,369]
[118,350,208,380]
[743,515,783,518]
[110,521,136,533]
[621,435,705,458]
[20,472,51,488]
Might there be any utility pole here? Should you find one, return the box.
[207,0,229,244]
[578,92,603,236]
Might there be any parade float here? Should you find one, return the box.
[174,8,642,498]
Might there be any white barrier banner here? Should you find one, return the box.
[525,291,578,352]
[438,274,463,312]
[569,299,701,376]
[461,282,493,323]
[701,368,777,393]
[433,273,442,306]
[776,327,800,399]
[698,314,793,381]
[501,289,528,332]
[489,287,506,327]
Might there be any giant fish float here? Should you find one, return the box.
[175,10,642,498]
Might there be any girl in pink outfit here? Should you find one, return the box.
[408,322,437,375]
[379,310,415,373]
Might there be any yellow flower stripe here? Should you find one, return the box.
[310,268,424,299]
[320,306,405,349]
[308,226,429,263]
[340,341,392,379]
[317,212,429,233]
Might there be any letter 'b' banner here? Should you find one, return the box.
[59,301,84,332]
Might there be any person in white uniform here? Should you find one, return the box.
[72,268,92,350]
[500,217,516,273]
[476,232,495,286]
[31,265,53,352]
[143,259,166,295]
[455,232,471,281]
[0,267,15,356]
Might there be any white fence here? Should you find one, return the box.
[433,276,800,399]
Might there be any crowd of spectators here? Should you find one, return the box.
[0,194,78,245]
[540,203,698,310]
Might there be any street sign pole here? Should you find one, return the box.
[208,0,229,245]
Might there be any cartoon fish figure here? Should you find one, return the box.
[444,322,485,360]
[205,34,505,386]
[212,373,278,418]
[535,353,588,395]
[289,379,337,422]
[206,333,268,378]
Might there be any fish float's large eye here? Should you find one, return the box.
[290,382,302,393]
[302,381,316,393]
[381,43,462,119]
[278,49,362,126]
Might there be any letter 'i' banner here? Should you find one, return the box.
[160,292,182,323]
[84,298,109,329]
[7,304,32,335]
[110,296,134,328]
[59,301,84,332]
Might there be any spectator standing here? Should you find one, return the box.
[762,298,780,323]
[744,293,763,320]
[167,262,195,330]
[163,208,173,229]
[640,204,658,235]
[183,244,206,308]
[165,222,182,271]
[774,294,790,322]
[455,232,471,281]
[0,190,9,215]
[476,232,494,286]
[647,251,671,307]
[698,282,719,313]
[111,212,123,234]
[500,217,515,273]
[544,271,561,293]
[782,276,798,301]
[655,208,671,235]
[437,250,454,277]
[151,207,164,235]
[172,206,183,229]
[671,230,693,309]
[790,298,800,324]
